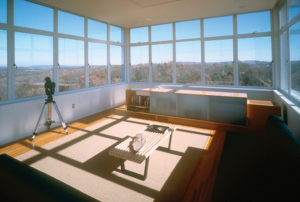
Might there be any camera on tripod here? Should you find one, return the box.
[31,77,68,140]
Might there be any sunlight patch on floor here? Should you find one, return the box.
[15,149,41,161]
[113,150,181,191]
[29,156,154,202]
[101,121,148,139]
[58,135,117,163]
[40,130,87,150]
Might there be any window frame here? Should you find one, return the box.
[278,0,300,104]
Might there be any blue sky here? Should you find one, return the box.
[15,32,53,67]
[0,30,7,66]
[289,21,300,61]
[0,0,7,24]
[89,42,107,66]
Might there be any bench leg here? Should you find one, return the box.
[144,157,149,179]
[118,157,150,180]
[120,159,125,171]
[168,127,176,150]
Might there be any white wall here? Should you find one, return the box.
[0,84,127,146]
[1,83,299,146]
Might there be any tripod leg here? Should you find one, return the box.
[53,102,68,134]
[32,103,47,140]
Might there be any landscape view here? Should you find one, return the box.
[0,64,123,101]
[130,60,274,87]
[0,60,298,101]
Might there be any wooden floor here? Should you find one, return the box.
[0,106,129,157]
[0,104,228,202]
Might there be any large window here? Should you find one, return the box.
[88,42,107,87]
[176,41,201,84]
[130,27,148,43]
[0,0,127,104]
[0,0,7,24]
[151,23,173,42]
[289,21,300,95]
[175,20,200,40]
[15,32,53,98]
[110,45,124,84]
[152,44,173,83]
[0,30,7,101]
[204,16,233,37]
[88,19,107,40]
[205,39,233,85]
[130,46,149,82]
[279,0,300,101]
[59,38,84,92]
[238,37,272,87]
[58,11,84,37]
[237,11,271,34]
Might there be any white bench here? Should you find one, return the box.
[109,125,176,180]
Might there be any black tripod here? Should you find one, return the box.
[31,99,68,140]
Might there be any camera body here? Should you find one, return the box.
[44,77,55,103]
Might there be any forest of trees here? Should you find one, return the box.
[130,60,274,87]
[0,60,298,101]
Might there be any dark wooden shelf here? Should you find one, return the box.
[127,104,150,109]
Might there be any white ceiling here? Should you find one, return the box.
[33,0,278,28]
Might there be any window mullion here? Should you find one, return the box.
[173,22,176,84]
[84,17,89,88]
[107,25,111,84]
[201,18,205,85]
[149,26,152,83]
[7,0,14,100]
[53,7,58,93]
[233,14,238,87]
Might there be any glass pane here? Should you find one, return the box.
[151,23,173,42]
[238,37,272,87]
[289,0,300,21]
[130,27,148,43]
[289,21,300,96]
[14,0,53,31]
[130,46,149,82]
[176,20,200,40]
[237,11,271,34]
[279,3,287,29]
[205,39,233,85]
[204,16,233,37]
[88,42,107,86]
[110,45,124,83]
[152,43,173,83]
[0,0,7,24]
[110,25,123,43]
[280,32,289,91]
[15,32,53,98]
[176,41,201,84]
[58,10,84,37]
[0,30,7,101]
[88,19,107,40]
[59,38,84,91]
